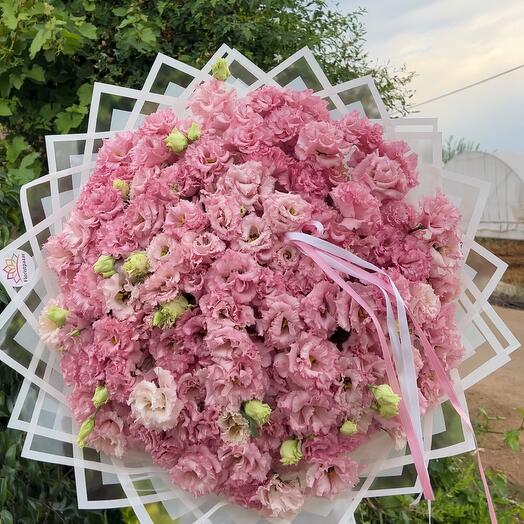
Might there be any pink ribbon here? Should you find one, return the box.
[286,231,497,523]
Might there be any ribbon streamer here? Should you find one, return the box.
[285,230,497,523]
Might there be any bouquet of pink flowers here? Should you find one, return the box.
[39,58,465,517]
[1,48,517,523]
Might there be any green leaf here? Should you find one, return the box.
[6,136,28,163]
[54,105,88,133]
[1,3,18,30]
[515,407,524,419]
[77,22,97,40]
[28,64,45,82]
[0,509,14,524]
[9,73,24,90]
[4,443,17,468]
[503,429,521,452]
[29,27,52,59]
[112,7,128,16]
[19,152,39,169]
[0,99,12,116]
[77,83,93,106]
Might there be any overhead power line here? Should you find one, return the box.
[410,63,524,109]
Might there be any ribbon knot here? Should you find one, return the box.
[284,229,497,524]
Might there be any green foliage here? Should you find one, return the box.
[476,405,524,453]
[443,135,481,163]
[355,455,524,523]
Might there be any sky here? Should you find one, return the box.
[332,0,524,152]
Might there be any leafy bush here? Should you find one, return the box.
[355,455,524,523]
[0,0,413,257]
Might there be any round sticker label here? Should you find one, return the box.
[1,249,36,287]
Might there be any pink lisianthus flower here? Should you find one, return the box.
[184,137,231,186]
[188,78,236,131]
[352,152,409,200]
[130,134,173,169]
[200,292,255,328]
[96,131,134,165]
[429,238,463,279]
[300,281,338,335]
[180,231,226,266]
[278,390,339,436]
[224,113,272,155]
[160,162,201,198]
[201,351,267,409]
[205,249,260,304]
[285,88,330,121]
[337,110,383,152]
[217,161,265,208]
[164,200,208,239]
[234,214,273,254]
[409,282,441,325]
[87,409,127,458]
[204,193,243,240]
[382,199,417,230]
[63,264,105,320]
[305,455,361,497]
[124,194,165,248]
[92,316,140,359]
[260,293,302,349]
[146,233,180,271]
[247,85,285,114]
[137,261,183,311]
[128,367,183,431]
[419,190,461,240]
[253,475,305,518]
[204,324,254,361]
[218,442,272,483]
[76,184,123,222]
[295,120,348,168]
[100,272,135,320]
[393,235,432,282]
[263,191,312,234]
[170,444,223,496]
[274,334,340,390]
[330,181,381,234]
[266,105,308,145]
[139,108,178,136]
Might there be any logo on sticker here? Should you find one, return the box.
[2,250,35,287]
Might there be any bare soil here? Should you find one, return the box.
[466,306,524,491]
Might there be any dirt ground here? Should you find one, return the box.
[477,238,524,290]
[466,305,524,490]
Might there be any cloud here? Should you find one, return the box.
[332,0,524,150]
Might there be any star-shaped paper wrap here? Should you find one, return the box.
[0,46,519,523]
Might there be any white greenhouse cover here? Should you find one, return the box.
[447,151,524,239]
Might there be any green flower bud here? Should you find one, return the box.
[76,415,95,448]
[211,58,231,81]
[152,295,190,328]
[92,386,110,409]
[280,438,303,466]
[244,400,272,426]
[370,384,401,419]
[113,179,130,199]
[186,122,201,142]
[47,305,68,328]
[164,127,188,153]
[339,420,358,436]
[123,251,149,280]
[93,254,116,278]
